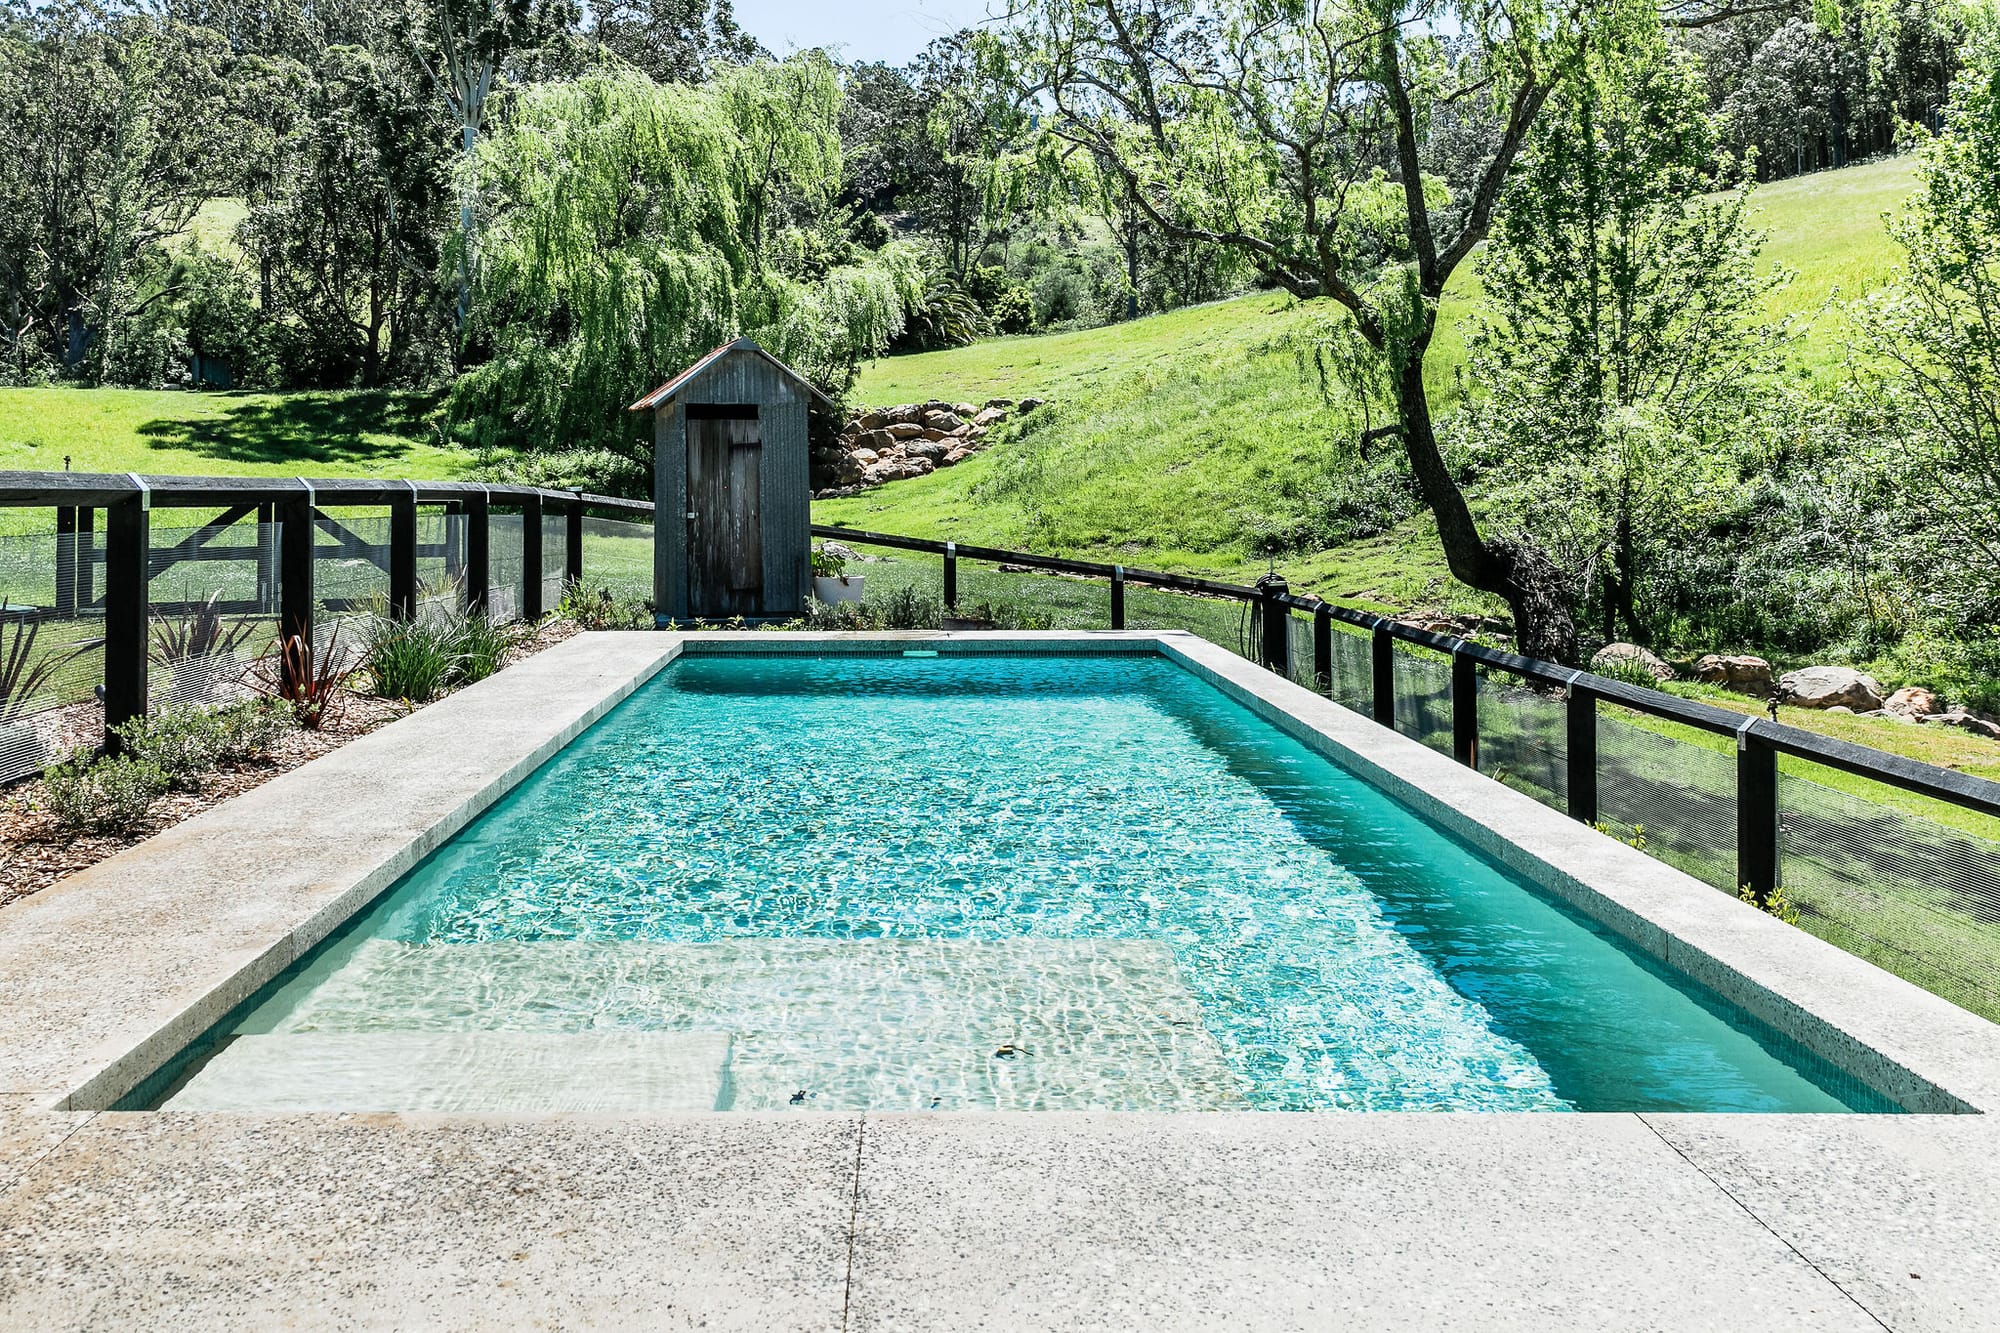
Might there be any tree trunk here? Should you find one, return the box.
[1391,355,1580,664]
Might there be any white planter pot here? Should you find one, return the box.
[814,574,865,605]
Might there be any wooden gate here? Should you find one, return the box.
[685,405,763,617]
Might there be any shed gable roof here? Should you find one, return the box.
[626,338,835,412]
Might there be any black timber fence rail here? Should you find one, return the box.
[0,470,651,766]
[810,524,2000,915]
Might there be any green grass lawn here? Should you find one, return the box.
[0,387,471,535]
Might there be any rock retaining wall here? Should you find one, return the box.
[812,398,1045,497]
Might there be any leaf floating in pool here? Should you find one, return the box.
[993,1044,1030,1059]
[789,1089,812,1105]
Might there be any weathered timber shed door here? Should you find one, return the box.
[630,339,831,622]
[685,406,763,617]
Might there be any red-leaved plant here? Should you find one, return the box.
[249,627,360,730]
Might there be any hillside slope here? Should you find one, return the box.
[819,156,1916,596]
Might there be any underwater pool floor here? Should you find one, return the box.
[0,632,1997,1329]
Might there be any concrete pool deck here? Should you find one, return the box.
[0,630,1997,1328]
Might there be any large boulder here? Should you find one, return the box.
[905,438,950,462]
[926,411,966,432]
[972,406,1008,428]
[1591,642,1675,682]
[1777,666,1885,712]
[1885,686,1940,720]
[884,422,926,440]
[1692,653,1774,695]
[860,428,895,451]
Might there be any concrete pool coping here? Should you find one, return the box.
[1,629,1998,1328]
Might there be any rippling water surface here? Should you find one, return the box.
[226,652,1887,1112]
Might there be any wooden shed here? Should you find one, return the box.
[629,339,831,622]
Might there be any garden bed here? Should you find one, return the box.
[0,617,582,907]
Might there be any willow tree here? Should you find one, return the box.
[1002,0,1680,661]
[446,58,915,485]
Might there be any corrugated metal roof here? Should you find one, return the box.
[626,337,835,412]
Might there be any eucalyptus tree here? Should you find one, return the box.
[1463,24,1785,646]
[403,0,579,340]
[1000,0,1674,660]
[1853,12,2000,626]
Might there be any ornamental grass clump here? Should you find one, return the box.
[364,615,463,703]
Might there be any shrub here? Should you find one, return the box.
[40,751,170,833]
[214,698,294,760]
[113,708,227,788]
[454,611,516,685]
[111,699,296,787]
[249,630,359,730]
[554,581,654,630]
[1591,656,1667,692]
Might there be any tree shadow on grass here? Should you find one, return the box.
[136,390,443,468]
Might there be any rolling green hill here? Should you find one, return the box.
[819,156,1917,596]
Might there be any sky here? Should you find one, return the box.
[732,0,999,65]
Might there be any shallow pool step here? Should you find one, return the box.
[254,938,1246,1111]
[161,1030,732,1113]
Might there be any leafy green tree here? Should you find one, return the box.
[589,0,762,83]
[1464,27,1786,645]
[903,32,1033,282]
[1854,11,2000,625]
[241,42,451,385]
[1003,0,1698,659]
[0,4,235,383]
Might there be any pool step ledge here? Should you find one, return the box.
[160,1030,732,1113]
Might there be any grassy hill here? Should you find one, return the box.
[820,156,1918,598]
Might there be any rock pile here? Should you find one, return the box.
[812,398,1045,497]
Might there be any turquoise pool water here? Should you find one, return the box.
[161,652,1892,1113]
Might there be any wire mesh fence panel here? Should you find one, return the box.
[1321,623,1374,713]
[1593,710,1738,890]
[415,510,465,620]
[147,511,277,716]
[1477,674,1568,814]
[0,522,107,782]
[1391,642,1452,754]
[1778,772,2000,1022]
[580,516,653,604]
[487,512,525,624]
[1120,584,1251,655]
[952,561,1113,630]
[1285,613,1316,689]
[541,513,568,614]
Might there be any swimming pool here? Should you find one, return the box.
[149,650,1893,1113]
